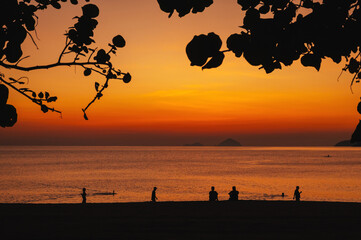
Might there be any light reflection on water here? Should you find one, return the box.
[0,146,360,203]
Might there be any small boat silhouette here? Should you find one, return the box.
[93,190,116,196]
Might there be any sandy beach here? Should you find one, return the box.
[1,200,361,239]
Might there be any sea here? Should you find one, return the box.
[0,146,360,203]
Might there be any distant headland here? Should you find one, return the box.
[335,140,361,146]
[217,138,242,146]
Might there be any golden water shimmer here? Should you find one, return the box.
[0,146,360,203]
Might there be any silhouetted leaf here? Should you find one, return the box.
[83,112,88,120]
[82,4,99,18]
[186,32,222,67]
[301,54,321,71]
[112,35,126,48]
[94,49,110,64]
[259,4,270,14]
[227,33,249,57]
[51,1,61,9]
[32,92,36,98]
[95,82,99,92]
[8,78,16,83]
[4,43,23,63]
[0,84,9,106]
[47,97,58,103]
[0,104,17,128]
[84,68,92,76]
[202,52,225,70]
[41,105,48,113]
[38,92,44,99]
[45,92,50,99]
[348,58,360,74]
[237,0,253,10]
[123,73,132,83]
[243,8,260,28]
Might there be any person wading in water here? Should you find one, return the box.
[293,186,302,202]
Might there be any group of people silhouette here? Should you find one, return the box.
[81,186,302,204]
[208,186,239,201]
[209,186,302,202]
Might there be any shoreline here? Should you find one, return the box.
[1,200,361,239]
[1,199,361,205]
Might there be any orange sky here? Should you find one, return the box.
[1,0,360,146]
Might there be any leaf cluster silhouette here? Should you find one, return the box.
[157,0,213,18]
[0,0,132,127]
[159,0,361,80]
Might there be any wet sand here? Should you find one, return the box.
[1,200,361,239]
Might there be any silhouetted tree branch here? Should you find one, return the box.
[0,0,132,128]
[0,61,112,72]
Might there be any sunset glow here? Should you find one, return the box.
[1,0,360,145]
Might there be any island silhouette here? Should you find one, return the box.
[217,138,241,146]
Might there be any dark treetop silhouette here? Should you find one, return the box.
[0,0,132,128]
[157,0,361,143]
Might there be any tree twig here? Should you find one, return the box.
[82,77,110,116]
[58,38,72,63]
[0,76,62,114]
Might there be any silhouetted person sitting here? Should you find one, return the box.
[228,186,239,201]
[151,187,158,202]
[293,186,302,202]
[81,188,87,204]
[209,186,218,201]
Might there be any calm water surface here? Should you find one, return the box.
[0,146,360,203]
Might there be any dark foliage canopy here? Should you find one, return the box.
[158,0,361,143]
[159,0,361,79]
[0,0,131,128]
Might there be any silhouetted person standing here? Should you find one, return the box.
[151,187,158,202]
[209,186,218,201]
[228,186,239,201]
[81,188,87,204]
[293,186,302,202]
